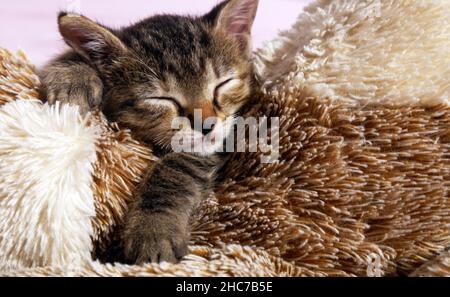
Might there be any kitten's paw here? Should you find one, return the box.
[44,72,103,115]
[122,211,189,264]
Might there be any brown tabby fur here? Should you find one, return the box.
[39,0,260,263]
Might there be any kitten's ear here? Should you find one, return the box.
[205,0,259,54]
[58,12,127,62]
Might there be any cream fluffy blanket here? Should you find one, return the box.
[0,0,449,276]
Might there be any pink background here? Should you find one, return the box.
[0,0,310,66]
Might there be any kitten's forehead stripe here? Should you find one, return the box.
[121,16,214,83]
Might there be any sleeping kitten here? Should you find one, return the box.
[39,0,259,263]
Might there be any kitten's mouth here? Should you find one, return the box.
[171,117,234,155]
[204,134,216,143]
[171,131,223,156]
[192,133,219,147]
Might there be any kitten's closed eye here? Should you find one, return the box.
[213,78,248,113]
[142,78,239,115]
[144,97,183,115]
[213,78,235,110]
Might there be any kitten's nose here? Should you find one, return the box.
[188,102,217,135]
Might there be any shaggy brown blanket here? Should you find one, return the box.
[0,0,449,276]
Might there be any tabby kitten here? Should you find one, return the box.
[39,0,259,263]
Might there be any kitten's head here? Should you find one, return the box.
[58,0,259,155]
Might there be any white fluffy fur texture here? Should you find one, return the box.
[0,100,98,270]
[255,0,450,107]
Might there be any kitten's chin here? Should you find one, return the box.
[178,134,225,156]
[193,136,224,156]
[170,129,228,156]
[170,117,234,156]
